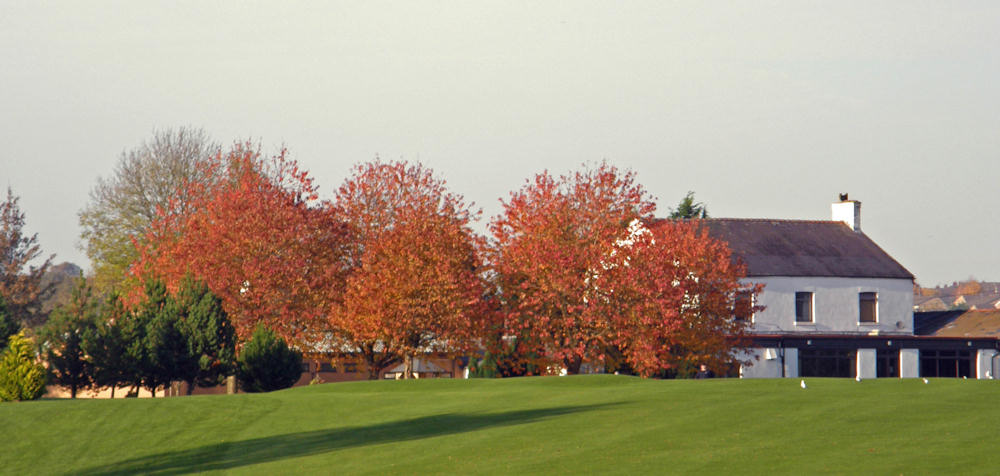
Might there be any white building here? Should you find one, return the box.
[703,196,998,379]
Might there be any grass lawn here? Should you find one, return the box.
[3,375,998,474]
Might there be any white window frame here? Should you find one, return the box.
[858,291,879,324]
[794,291,815,324]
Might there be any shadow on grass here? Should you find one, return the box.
[76,403,618,475]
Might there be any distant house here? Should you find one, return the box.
[954,294,1000,311]
[703,196,999,379]
[913,296,948,311]
[915,310,1000,339]
[914,310,1000,378]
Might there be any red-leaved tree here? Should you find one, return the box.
[491,163,755,376]
[490,163,656,374]
[600,219,757,377]
[133,143,349,346]
[332,160,487,379]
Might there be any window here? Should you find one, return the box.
[920,350,973,378]
[795,292,813,322]
[859,292,878,323]
[734,290,753,322]
[799,348,855,378]
[319,363,336,372]
[876,349,899,378]
[344,362,358,373]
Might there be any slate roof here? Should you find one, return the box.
[914,310,1000,338]
[694,219,914,279]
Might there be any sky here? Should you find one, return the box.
[2,2,999,287]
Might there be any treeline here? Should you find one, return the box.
[1,128,758,400]
[1,275,301,400]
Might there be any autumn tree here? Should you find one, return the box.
[39,276,99,398]
[491,164,754,377]
[956,280,982,296]
[600,220,756,377]
[0,187,55,327]
[490,163,656,374]
[79,127,219,292]
[133,143,348,346]
[332,161,487,379]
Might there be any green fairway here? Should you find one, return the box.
[2,376,998,475]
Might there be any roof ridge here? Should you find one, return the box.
[698,218,914,280]
[700,218,844,224]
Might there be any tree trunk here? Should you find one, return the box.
[403,353,413,379]
[186,380,195,396]
[70,384,77,399]
[110,385,115,399]
[564,355,583,375]
[364,355,380,380]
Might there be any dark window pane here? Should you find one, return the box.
[919,349,973,378]
[877,349,899,378]
[799,348,855,377]
[796,292,813,322]
[859,292,877,323]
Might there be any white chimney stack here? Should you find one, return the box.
[832,193,861,232]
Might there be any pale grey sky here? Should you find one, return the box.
[2,2,999,286]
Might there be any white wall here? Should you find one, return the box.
[746,276,913,335]
[740,347,797,378]
[977,349,998,379]
[900,349,919,378]
[856,349,876,379]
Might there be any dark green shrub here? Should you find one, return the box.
[0,296,19,350]
[173,277,236,394]
[40,278,98,398]
[236,325,302,392]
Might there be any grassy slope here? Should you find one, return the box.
[3,376,998,475]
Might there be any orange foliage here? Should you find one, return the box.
[331,161,487,378]
[917,287,939,297]
[491,163,754,376]
[490,163,657,374]
[133,143,348,346]
[956,280,982,296]
[606,220,756,376]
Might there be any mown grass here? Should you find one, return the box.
[2,375,998,475]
